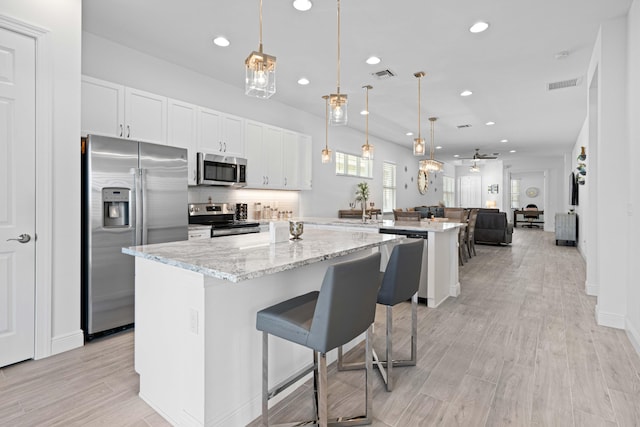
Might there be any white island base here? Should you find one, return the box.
[133,247,387,426]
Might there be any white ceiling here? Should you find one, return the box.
[82,0,632,162]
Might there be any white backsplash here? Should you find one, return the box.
[188,186,300,220]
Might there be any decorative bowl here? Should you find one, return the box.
[289,221,304,240]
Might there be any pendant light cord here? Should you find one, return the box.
[323,95,329,150]
[365,86,369,147]
[336,0,341,94]
[417,75,421,140]
[259,0,263,53]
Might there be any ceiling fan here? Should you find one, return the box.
[459,148,499,160]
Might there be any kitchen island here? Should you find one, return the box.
[301,218,463,308]
[123,229,403,427]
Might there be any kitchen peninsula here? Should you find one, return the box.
[123,229,403,427]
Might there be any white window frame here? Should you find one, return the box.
[442,175,455,207]
[382,162,396,213]
[335,151,373,179]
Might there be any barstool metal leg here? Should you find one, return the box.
[385,305,393,391]
[318,352,328,427]
[262,331,269,426]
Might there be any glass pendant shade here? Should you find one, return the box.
[329,93,348,126]
[470,162,480,172]
[245,51,276,98]
[321,147,332,163]
[362,144,374,159]
[245,0,276,99]
[413,138,425,156]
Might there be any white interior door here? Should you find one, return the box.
[0,27,36,367]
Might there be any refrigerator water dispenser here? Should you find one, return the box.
[102,187,130,227]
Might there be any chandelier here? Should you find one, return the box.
[361,85,374,159]
[245,0,276,99]
[419,117,444,172]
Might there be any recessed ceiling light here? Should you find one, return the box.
[500,139,508,143]
[297,77,310,85]
[436,146,442,150]
[213,36,230,47]
[485,121,495,126]
[469,22,489,33]
[360,110,369,115]
[406,132,413,136]
[554,50,570,60]
[510,150,516,153]
[366,56,381,65]
[292,0,312,11]
[453,154,460,158]
[460,90,473,97]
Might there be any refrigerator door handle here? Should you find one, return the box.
[132,167,143,246]
[140,168,148,245]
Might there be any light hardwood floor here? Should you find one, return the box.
[2,228,640,426]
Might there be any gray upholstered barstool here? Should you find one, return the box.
[338,239,424,391]
[256,252,381,427]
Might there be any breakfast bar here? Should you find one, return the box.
[123,229,403,426]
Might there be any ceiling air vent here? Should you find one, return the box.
[371,69,396,80]
[547,77,583,91]
[457,124,472,129]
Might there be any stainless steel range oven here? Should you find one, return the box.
[188,203,260,237]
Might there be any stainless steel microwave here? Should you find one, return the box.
[197,153,247,187]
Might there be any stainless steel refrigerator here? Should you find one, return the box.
[82,135,188,340]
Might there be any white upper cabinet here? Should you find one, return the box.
[244,122,311,190]
[167,99,198,185]
[81,76,167,144]
[81,76,125,138]
[124,87,167,144]
[282,131,300,189]
[198,108,244,158]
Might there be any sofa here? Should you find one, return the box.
[414,206,444,218]
[474,210,513,245]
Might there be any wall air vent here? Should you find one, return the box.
[457,124,472,129]
[547,77,583,91]
[371,69,396,80]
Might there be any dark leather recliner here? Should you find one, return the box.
[474,211,513,245]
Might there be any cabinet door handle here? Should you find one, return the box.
[284,177,287,186]
[223,142,227,152]
[266,176,269,185]
[219,141,222,151]
[119,124,123,137]
[126,125,131,138]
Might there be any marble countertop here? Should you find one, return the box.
[298,217,464,232]
[123,229,403,283]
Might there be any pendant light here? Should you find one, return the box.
[419,117,444,172]
[329,0,347,125]
[470,161,480,172]
[321,95,332,163]
[361,85,374,159]
[413,72,426,156]
[245,0,276,99]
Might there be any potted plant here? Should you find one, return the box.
[355,182,370,222]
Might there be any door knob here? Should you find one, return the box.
[6,234,31,243]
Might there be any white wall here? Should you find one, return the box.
[626,0,640,353]
[587,17,630,330]
[569,119,589,258]
[2,0,83,354]
[513,172,545,210]
[455,160,504,210]
[82,32,450,218]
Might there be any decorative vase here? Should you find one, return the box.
[577,146,587,161]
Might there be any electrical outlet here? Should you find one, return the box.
[189,308,199,334]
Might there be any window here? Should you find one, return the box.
[442,176,455,207]
[510,178,521,209]
[335,151,373,179]
[382,162,396,213]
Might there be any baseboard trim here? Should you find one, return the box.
[595,305,625,329]
[626,319,640,356]
[50,330,84,356]
[585,280,599,296]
